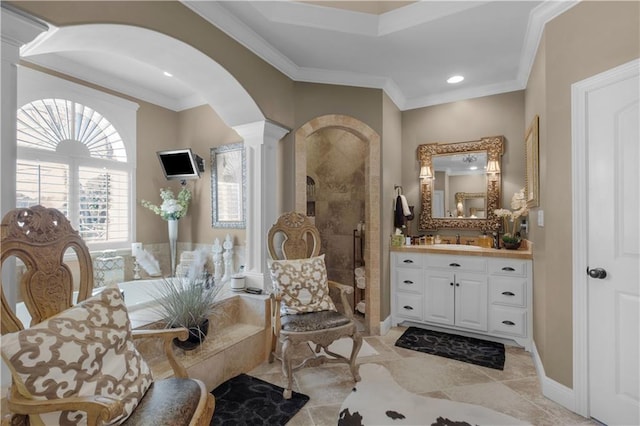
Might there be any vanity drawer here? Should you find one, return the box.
[395,269,424,294]
[426,255,487,273]
[489,277,526,307]
[489,307,526,337]
[395,293,423,320]
[488,259,529,277]
[394,252,424,268]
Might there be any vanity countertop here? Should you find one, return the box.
[390,241,533,260]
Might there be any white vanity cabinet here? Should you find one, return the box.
[391,248,533,351]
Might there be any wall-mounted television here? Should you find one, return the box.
[157,149,204,181]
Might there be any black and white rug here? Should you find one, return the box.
[395,327,505,370]
[338,363,529,426]
[211,374,309,425]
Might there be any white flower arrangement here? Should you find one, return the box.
[494,188,529,242]
[141,187,192,221]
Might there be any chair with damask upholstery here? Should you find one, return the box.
[0,205,214,426]
[267,211,362,399]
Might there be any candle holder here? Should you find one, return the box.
[132,257,141,280]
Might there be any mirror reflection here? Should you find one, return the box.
[432,152,487,218]
[418,136,504,231]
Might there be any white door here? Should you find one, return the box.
[424,271,455,325]
[586,63,639,425]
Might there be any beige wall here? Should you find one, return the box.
[10,1,296,128]
[381,93,402,320]
[401,91,526,236]
[525,0,640,388]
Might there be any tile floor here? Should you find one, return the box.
[248,326,597,426]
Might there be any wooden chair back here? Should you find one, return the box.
[1,205,93,334]
[267,211,321,260]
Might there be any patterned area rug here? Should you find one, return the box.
[395,327,505,370]
[211,374,309,425]
[338,363,530,426]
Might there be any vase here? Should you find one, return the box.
[503,240,522,250]
[167,219,178,277]
[173,319,209,351]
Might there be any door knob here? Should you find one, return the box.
[587,267,607,279]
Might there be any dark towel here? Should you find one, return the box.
[394,195,404,228]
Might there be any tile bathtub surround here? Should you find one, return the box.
[248,326,597,426]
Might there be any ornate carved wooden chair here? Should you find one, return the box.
[0,205,214,426]
[267,211,362,399]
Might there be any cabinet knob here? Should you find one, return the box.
[450,282,454,286]
[455,283,460,287]
[403,280,414,285]
[501,267,516,271]
[501,291,515,296]
[502,320,516,326]
[403,305,414,310]
[449,263,461,267]
[403,259,414,264]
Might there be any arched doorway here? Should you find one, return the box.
[295,115,381,335]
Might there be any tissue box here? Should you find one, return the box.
[93,251,124,287]
[391,235,404,247]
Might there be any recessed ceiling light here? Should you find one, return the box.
[163,71,173,77]
[447,75,464,84]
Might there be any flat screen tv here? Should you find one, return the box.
[157,149,204,181]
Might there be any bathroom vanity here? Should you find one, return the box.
[390,244,533,351]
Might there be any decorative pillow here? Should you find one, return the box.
[1,286,153,426]
[268,254,337,315]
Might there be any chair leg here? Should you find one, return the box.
[349,333,363,382]
[269,330,278,363]
[281,338,293,399]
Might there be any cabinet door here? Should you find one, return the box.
[424,271,455,325]
[454,273,488,331]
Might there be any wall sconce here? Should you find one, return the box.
[486,160,500,175]
[419,165,433,180]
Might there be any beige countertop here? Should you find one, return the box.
[390,241,533,260]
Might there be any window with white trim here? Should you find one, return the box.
[16,98,132,249]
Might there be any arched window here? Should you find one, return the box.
[16,98,132,248]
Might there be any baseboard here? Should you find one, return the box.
[380,315,392,335]
[532,341,576,413]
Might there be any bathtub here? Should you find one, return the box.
[13,278,210,328]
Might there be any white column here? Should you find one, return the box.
[0,3,48,393]
[233,120,289,291]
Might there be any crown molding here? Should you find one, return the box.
[517,0,579,87]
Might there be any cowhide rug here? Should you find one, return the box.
[338,363,530,426]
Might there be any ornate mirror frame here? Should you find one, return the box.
[418,136,504,231]
[211,142,246,229]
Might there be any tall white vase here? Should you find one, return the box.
[167,219,178,277]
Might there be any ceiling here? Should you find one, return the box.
[20,1,577,113]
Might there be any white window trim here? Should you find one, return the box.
[17,67,139,250]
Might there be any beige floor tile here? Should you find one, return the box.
[504,377,592,424]
[472,346,538,381]
[380,354,494,394]
[308,404,343,426]
[294,364,357,407]
[443,381,562,426]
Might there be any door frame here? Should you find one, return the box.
[571,58,639,418]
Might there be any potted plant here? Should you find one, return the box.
[494,188,529,250]
[151,275,223,350]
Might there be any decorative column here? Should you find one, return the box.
[233,120,289,291]
[0,3,48,392]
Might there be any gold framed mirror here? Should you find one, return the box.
[418,136,504,231]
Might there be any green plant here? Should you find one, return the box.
[151,276,223,330]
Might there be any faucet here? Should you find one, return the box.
[456,234,461,245]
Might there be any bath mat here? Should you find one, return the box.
[338,363,529,425]
[210,374,309,425]
[395,327,505,370]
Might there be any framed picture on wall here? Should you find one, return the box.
[525,115,540,208]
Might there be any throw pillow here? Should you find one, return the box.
[1,286,153,426]
[268,254,337,315]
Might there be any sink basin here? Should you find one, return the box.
[432,244,483,250]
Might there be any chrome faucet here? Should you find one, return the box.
[456,234,461,244]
